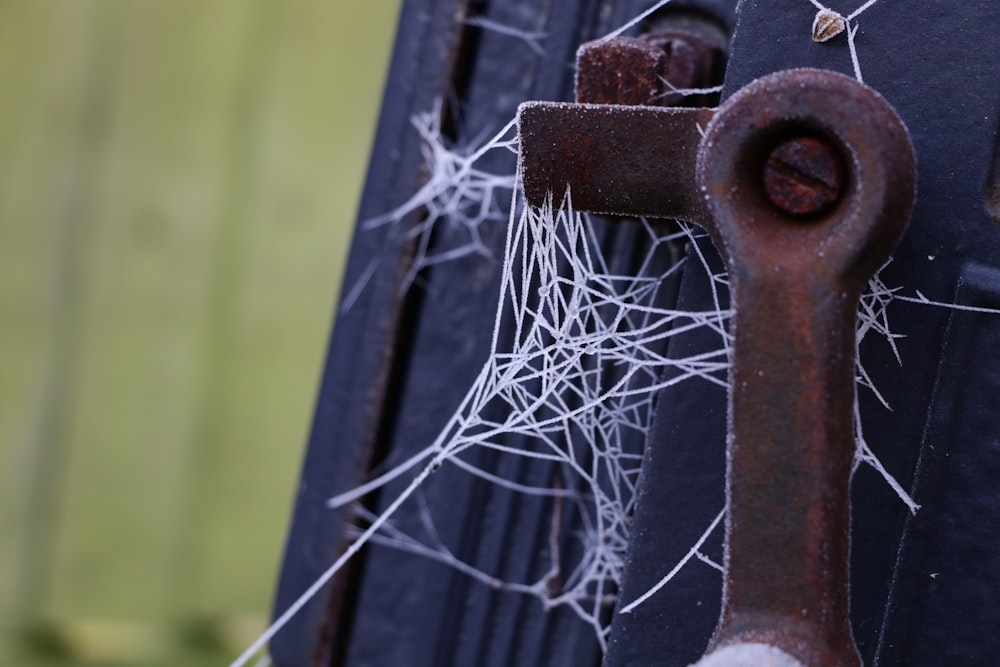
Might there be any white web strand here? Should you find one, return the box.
[847,0,883,21]
[598,0,675,42]
[807,0,884,22]
[465,16,547,56]
[852,263,920,513]
[619,508,724,614]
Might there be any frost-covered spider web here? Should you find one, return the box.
[334,193,735,644]
[340,107,519,311]
[234,165,918,667]
[229,1,1000,665]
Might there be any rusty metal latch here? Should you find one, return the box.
[518,55,916,666]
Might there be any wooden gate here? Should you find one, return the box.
[272,1,1000,664]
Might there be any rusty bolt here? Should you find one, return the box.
[762,136,845,217]
[576,37,670,106]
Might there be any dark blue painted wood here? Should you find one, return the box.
[276,1,1000,665]
[607,2,1000,665]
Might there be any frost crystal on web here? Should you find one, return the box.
[340,106,519,311]
[330,192,733,648]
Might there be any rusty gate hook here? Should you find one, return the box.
[695,69,916,666]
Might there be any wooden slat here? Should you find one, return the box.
[0,0,399,658]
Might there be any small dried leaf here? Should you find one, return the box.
[812,8,846,43]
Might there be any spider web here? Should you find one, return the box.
[233,178,919,666]
[230,1,998,664]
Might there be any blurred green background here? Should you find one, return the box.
[0,1,400,664]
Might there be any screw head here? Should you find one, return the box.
[762,136,845,217]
